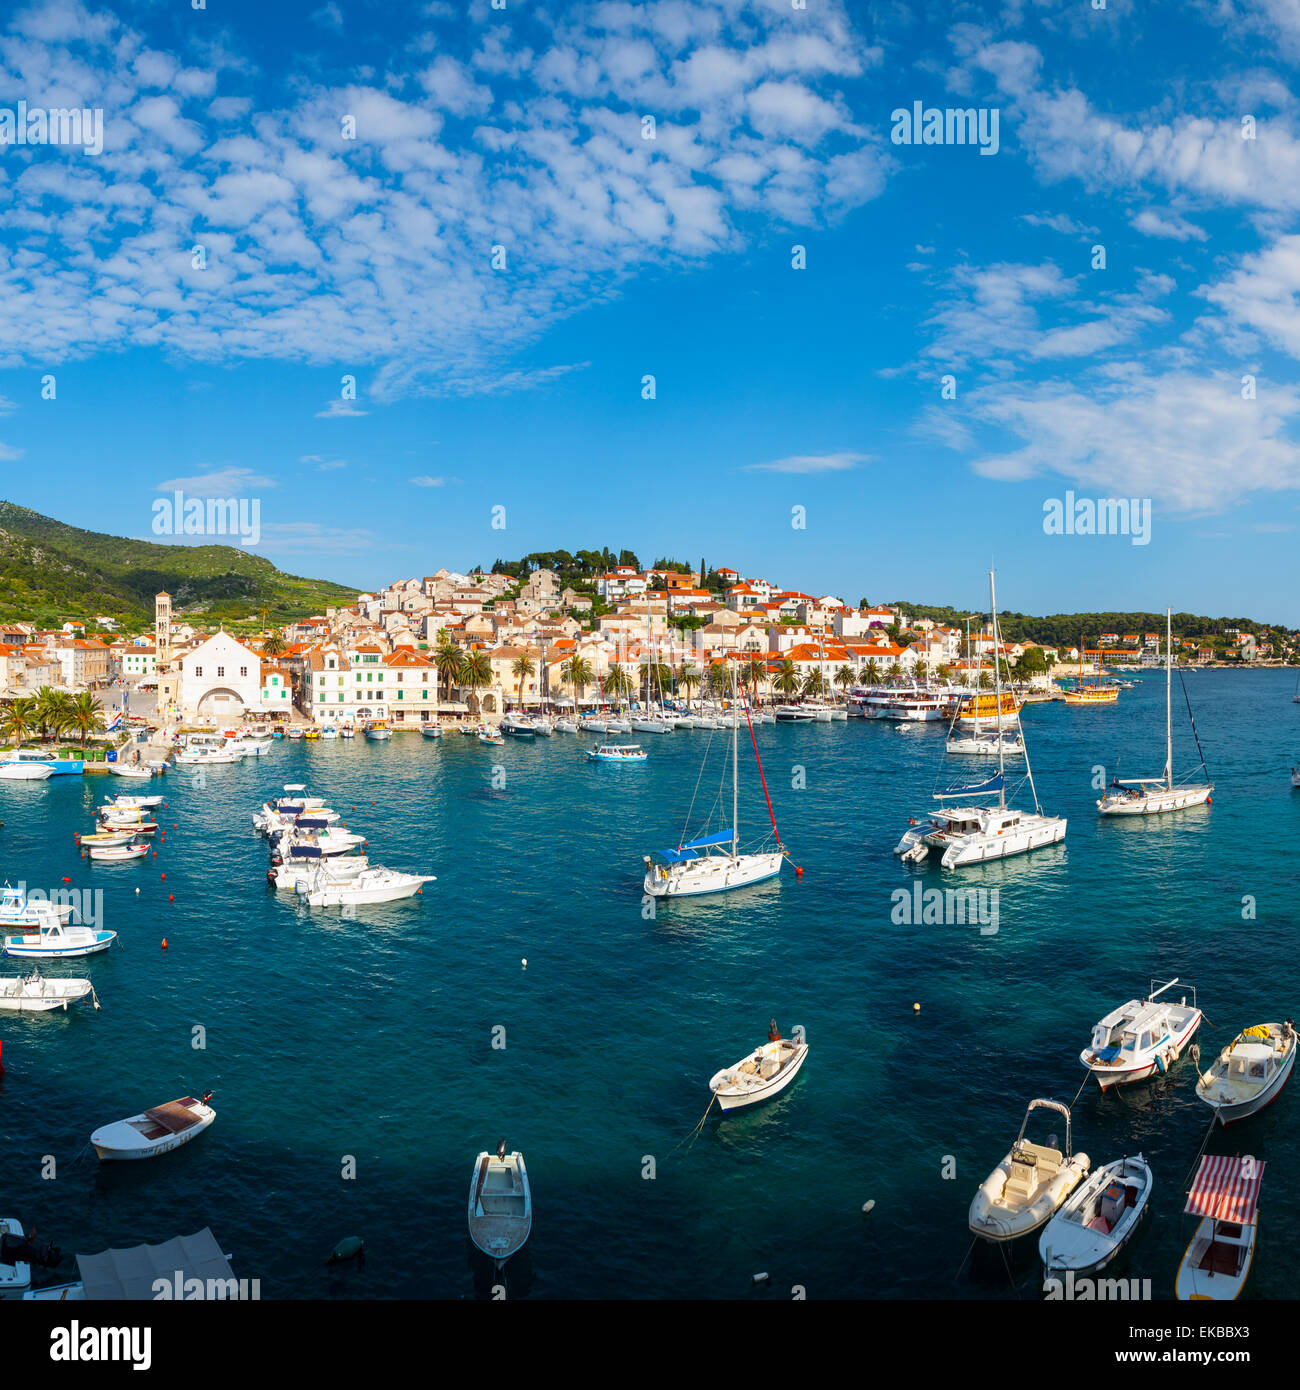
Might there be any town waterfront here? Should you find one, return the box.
[1,668,1296,1299]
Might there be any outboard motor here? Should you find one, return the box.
[1,1229,62,1270]
[496,1138,507,1161]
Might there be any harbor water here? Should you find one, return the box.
[1,669,1296,1299]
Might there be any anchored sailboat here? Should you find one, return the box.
[1097,609,1212,816]
[643,668,786,897]
[896,571,1067,868]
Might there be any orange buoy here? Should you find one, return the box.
[161,939,168,949]
[795,866,803,877]
[168,894,173,902]
[161,872,166,880]
[62,876,70,883]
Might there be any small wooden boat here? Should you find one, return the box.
[78,829,139,847]
[1040,1154,1152,1275]
[364,721,392,741]
[468,1141,531,1266]
[969,1099,1090,1242]
[1176,1155,1263,1300]
[709,1021,808,1112]
[86,842,149,862]
[587,743,647,763]
[91,1093,215,1161]
[1196,1021,1296,1124]
[0,970,98,1013]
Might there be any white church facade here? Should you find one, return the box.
[178,630,264,719]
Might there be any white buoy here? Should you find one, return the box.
[135,887,141,895]
[752,1272,769,1286]
[521,958,527,969]
[862,1199,875,1214]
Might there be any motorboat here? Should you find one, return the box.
[631,717,671,734]
[587,744,647,763]
[1176,1155,1262,1300]
[478,730,504,746]
[104,794,163,809]
[173,745,243,766]
[555,718,578,733]
[78,829,137,847]
[0,1218,62,1299]
[0,763,53,781]
[969,1099,1090,1242]
[287,727,304,740]
[774,704,818,722]
[421,724,442,739]
[468,1141,532,1266]
[4,906,116,959]
[709,1022,808,1112]
[364,721,392,741]
[1039,1154,1153,1275]
[91,1093,215,1161]
[0,970,98,1012]
[0,884,75,927]
[96,806,157,831]
[339,725,355,739]
[1080,977,1202,1088]
[297,867,436,907]
[319,726,338,740]
[269,855,370,892]
[271,826,367,858]
[1098,609,1212,815]
[232,732,273,756]
[86,842,150,863]
[500,715,535,738]
[644,688,785,898]
[1195,1021,1295,1124]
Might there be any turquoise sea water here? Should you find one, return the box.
[2,669,1297,1300]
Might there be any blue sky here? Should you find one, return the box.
[2,0,1299,624]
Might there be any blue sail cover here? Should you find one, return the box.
[934,772,1003,800]
[656,829,736,864]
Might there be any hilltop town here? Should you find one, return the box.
[4,557,1294,731]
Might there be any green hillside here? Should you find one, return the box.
[0,502,356,629]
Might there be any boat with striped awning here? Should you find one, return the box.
[1176,1155,1264,1300]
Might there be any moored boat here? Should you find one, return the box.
[91,1093,215,1161]
[1175,1155,1262,1300]
[1039,1154,1153,1275]
[468,1141,531,1267]
[1195,1021,1295,1124]
[86,841,149,862]
[1080,978,1201,1088]
[3,908,116,959]
[969,1099,1090,1243]
[709,1021,808,1112]
[0,970,98,1013]
[587,743,647,762]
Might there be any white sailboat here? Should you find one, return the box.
[643,671,785,898]
[895,571,1066,868]
[1097,609,1212,815]
[947,616,1025,757]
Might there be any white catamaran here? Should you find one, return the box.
[1097,608,1213,816]
[896,571,1066,869]
[643,672,785,898]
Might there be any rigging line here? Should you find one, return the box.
[678,722,716,847]
[1178,1109,1222,1196]
[670,1093,717,1153]
[742,691,782,849]
[1178,669,1211,782]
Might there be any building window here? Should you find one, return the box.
[195,666,202,677]
[217,666,224,678]
[240,666,247,677]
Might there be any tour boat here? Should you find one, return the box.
[468,1142,532,1267]
[587,743,647,763]
[1175,1155,1262,1300]
[364,721,392,741]
[880,689,949,721]
[709,1022,808,1112]
[1039,1154,1153,1275]
[91,1093,215,1161]
[0,970,98,1013]
[297,867,435,907]
[0,763,53,781]
[86,841,149,862]
[269,855,369,892]
[896,573,1065,869]
[421,724,442,739]
[953,690,1020,728]
[478,730,504,746]
[1063,642,1120,704]
[1195,1021,1296,1124]
[3,908,116,959]
[1098,610,1212,815]
[1079,977,1202,1088]
[969,1099,1090,1242]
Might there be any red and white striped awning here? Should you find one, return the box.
[1184,1154,1265,1224]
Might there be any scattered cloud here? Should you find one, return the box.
[155,467,276,496]
[1132,209,1207,241]
[301,454,347,470]
[315,400,369,419]
[410,475,446,487]
[744,451,868,474]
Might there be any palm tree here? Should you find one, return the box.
[560,655,593,710]
[459,650,493,713]
[603,667,631,703]
[511,654,536,710]
[887,662,903,681]
[802,669,827,698]
[262,632,287,657]
[835,665,854,695]
[638,660,671,706]
[774,659,799,698]
[743,657,767,704]
[33,686,73,743]
[434,638,464,705]
[67,691,105,750]
[2,696,36,747]
[864,658,881,685]
[677,662,699,709]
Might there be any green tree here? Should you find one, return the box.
[459,650,493,711]
[2,695,36,747]
[560,655,593,707]
[67,691,105,750]
[774,659,799,697]
[261,632,287,657]
[511,654,537,708]
[677,662,700,708]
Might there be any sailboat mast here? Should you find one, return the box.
[732,664,739,859]
[990,572,1006,807]
[1165,607,1173,790]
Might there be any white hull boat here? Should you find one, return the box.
[644,848,782,897]
[270,856,369,891]
[91,1094,215,1161]
[104,794,163,809]
[969,1099,1090,1243]
[0,763,53,781]
[468,1144,531,1266]
[588,744,647,763]
[1176,1155,1263,1300]
[0,971,98,1012]
[1039,1154,1152,1275]
[0,886,76,927]
[87,843,149,862]
[606,718,633,734]
[298,868,435,907]
[1080,977,1201,1088]
[709,1025,808,1112]
[1195,1021,1295,1124]
[4,917,116,959]
[631,719,671,734]
[421,725,442,739]
[946,732,1025,757]
[554,719,578,733]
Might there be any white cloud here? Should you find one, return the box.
[315,400,369,419]
[155,467,276,496]
[410,475,446,486]
[744,451,868,473]
[300,455,347,470]
[1131,209,1207,241]
[1200,234,1300,358]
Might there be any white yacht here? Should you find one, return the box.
[1098,609,1213,816]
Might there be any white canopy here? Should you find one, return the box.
[75,1227,233,1300]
